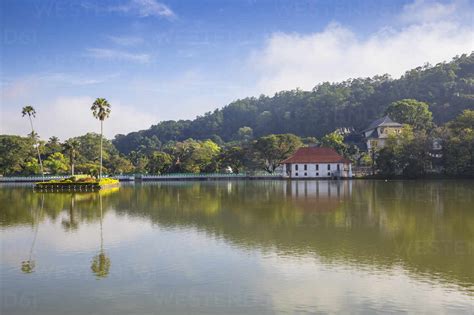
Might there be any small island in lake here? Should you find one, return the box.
[34,175,119,191]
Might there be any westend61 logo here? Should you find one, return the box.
[2,30,37,45]
[396,240,474,256]
[1,292,37,311]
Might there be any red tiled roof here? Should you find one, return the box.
[281,147,351,164]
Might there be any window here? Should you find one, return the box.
[337,164,340,171]
[316,172,319,176]
[304,172,307,176]
[316,164,319,171]
[295,172,299,177]
[304,164,307,171]
[327,164,330,170]
[327,172,330,176]
[295,164,298,171]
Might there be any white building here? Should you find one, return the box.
[362,116,403,151]
[282,147,352,178]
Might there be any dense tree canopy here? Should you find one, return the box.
[385,99,433,130]
[253,134,303,173]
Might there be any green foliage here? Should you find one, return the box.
[128,151,149,173]
[91,98,111,121]
[237,126,253,142]
[45,136,62,156]
[441,110,474,176]
[0,135,35,175]
[148,151,173,174]
[219,146,247,173]
[44,152,69,174]
[24,158,40,175]
[321,132,347,155]
[385,99,433,130]
[166,139,221,173]
[376,126,433,178]
[253,134,302,173]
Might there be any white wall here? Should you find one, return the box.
[288,163,350,178]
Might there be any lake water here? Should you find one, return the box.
[1,180,473,314]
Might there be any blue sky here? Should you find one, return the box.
[1,0,473,139]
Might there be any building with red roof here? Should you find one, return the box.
[281,147,352,178]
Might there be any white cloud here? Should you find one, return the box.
[85,48,151,63]
[109,0,175,18]
[1,96,157,140]
[250,0,474,94]
[107,35,144,46]
[399,0,458,24]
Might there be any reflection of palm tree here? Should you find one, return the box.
[62,194,78,231]
[91,194,110,278]
[21,194,44,274]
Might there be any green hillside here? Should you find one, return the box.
[113,53,474,154]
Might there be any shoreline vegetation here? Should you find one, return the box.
[1,54,473,180]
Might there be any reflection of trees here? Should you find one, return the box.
[21,194,44,274]
[3,181,474,289]
[0,187,119,228]
[61,194,78,231]
[112,181,474,289]
[91,194,110,279]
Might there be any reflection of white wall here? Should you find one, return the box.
[284,180,352,199]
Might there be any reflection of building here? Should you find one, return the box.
[282,147,352,178]
[362,116,403,150]
[284,180,352,212]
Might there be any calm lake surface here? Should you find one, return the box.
[1,180,473,314]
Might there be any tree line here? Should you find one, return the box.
[1,105,472,178]
[1,53,473,178]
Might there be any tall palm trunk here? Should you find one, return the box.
[29,115,44,180]
[100,120,103,179]
[70,152,75,176]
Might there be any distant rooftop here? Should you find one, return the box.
[362,116,402,132]
[282,147,351,164]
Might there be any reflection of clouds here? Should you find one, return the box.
[257,254,473,314]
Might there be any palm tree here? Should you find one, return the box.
[22,106,44,180]
[63,139,80,176]
[90,98,111,179]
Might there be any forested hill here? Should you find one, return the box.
[114,53,474,154]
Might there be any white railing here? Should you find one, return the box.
[0,175,135,182]
[0,175,69,182]
[0,173,284,182]
[113,175,135,181]
[139,173,247,179]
